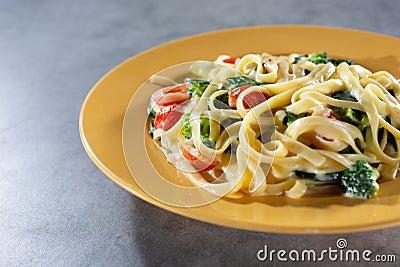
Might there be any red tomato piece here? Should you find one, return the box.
[243,91,270,109]
[317,112,338,141]
[154,105,182,131]
[152,84,190,106]
[326,111,339,120]
[222,57,240,64]
[181,142,219,172]
[228,85,251,108]
[228,85,270,109]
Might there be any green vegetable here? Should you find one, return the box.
[309,52,330,64]
[148,101,157,137]
[339,145,355,154]
[214,92,230,109]
[295,170,343,182]
[293,54,308,64]
[331,58,354,66]
[308,52,354,66]
[330,106,370,132]
[148,117,155,137]
[340,160,380,199]
[283,110,309,125]
[188,80,210,97]
[181,112,215,148]
[339,139,363,154]
[181,113,192,139]
[199,114,211,139]
[226,75,269,90]
[331,90,357,102]
[147,97,160,117]
[387,131,398,152]
[202,138,216,149]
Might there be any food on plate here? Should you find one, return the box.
[147,52,400,199]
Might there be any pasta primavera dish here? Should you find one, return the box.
[147,52,400,199]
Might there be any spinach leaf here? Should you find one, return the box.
[339,145,355,154]
[331,90,357,102]
[148,117,155,137]
[330,58,354,66]
[214,92,230,109]
[283,110,309,125]
[387,130,398,152]
[340,138,363,154]
[295,170,343,182]
[293,54,308,64]
[226,75,269,90]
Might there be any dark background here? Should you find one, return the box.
[1,0,399,266]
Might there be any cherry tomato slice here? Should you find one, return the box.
[326,111,339,120]
[228,85,270,109]
[222,57,239,64]
[181,142,219,172]
[152,84,190,106]
[154,105,182,131]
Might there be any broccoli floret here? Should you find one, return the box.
[309,52,330,64]
[308,52,354,66]
[330,106,370,132]
[181,113,192,139]
[340,160,380,199]
[188,80,210,97]
[180,113,216,148]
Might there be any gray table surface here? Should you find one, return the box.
[1,0,400,266]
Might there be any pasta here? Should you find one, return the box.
[147,52,400,199]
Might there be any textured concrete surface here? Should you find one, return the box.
[1,0,400,266]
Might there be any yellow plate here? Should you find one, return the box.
[80,25,400,233]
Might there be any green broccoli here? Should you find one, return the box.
[340,160,380,199]
[309,52,330,64]
[307,52,354,66]
[180,113,216,148]
[330,106,370,132]
[188,80,210,97]
[181,113,192,139]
